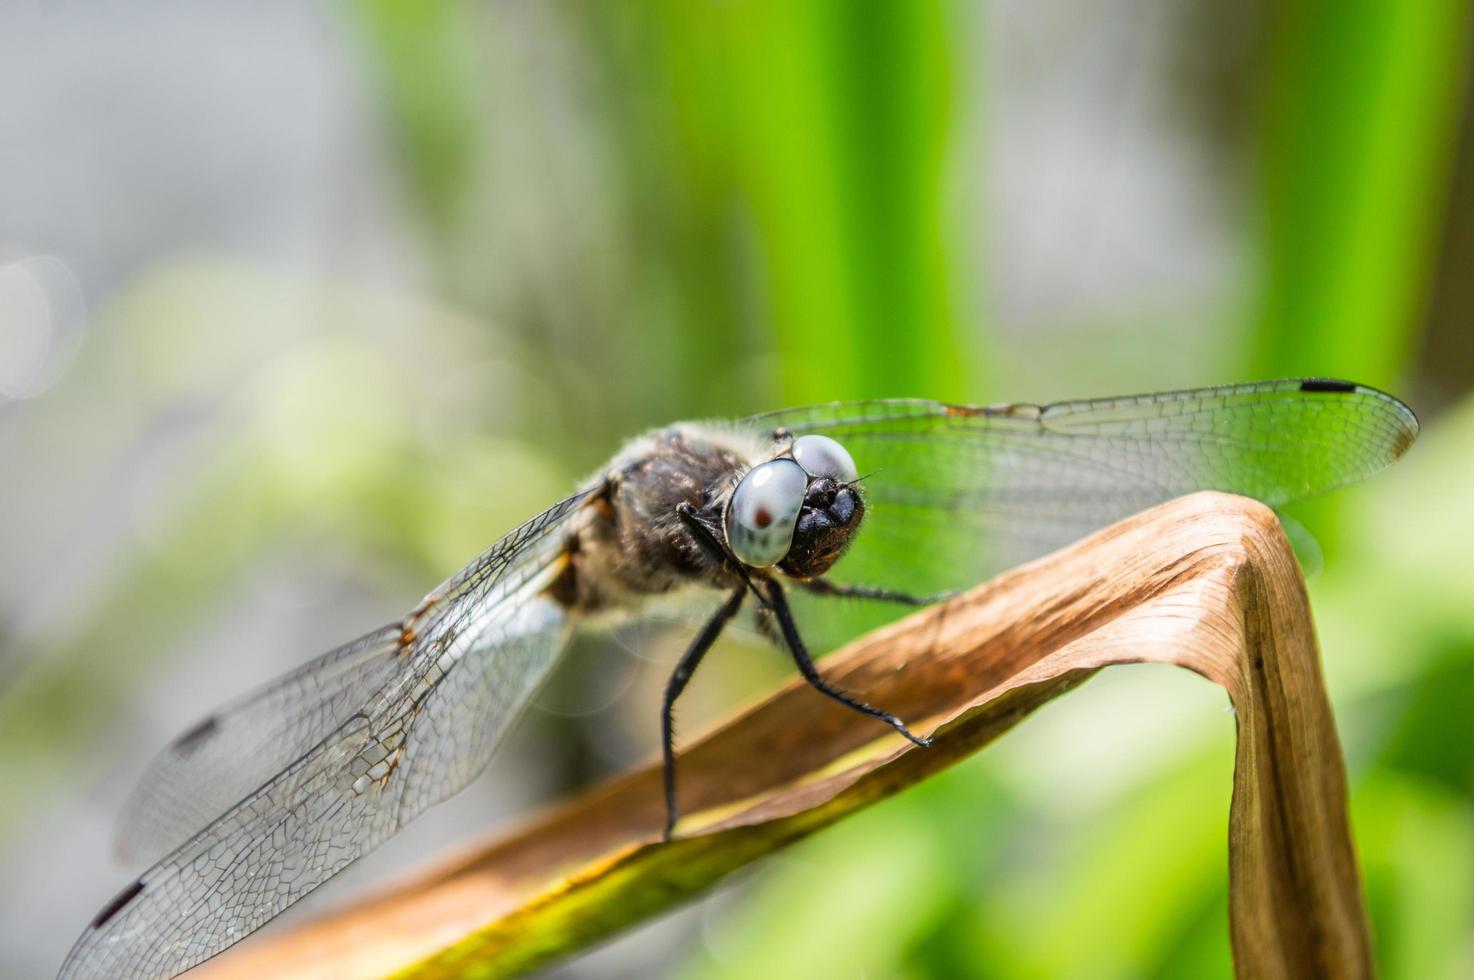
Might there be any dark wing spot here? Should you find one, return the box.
[1299,378,1357,393]
[754,507,772,529]
[90,879,145,929]
[171,715,219,757]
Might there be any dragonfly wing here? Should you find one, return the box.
[115,623,410,866]
[61,490,594,980]
[395,593,571,819]
[742,379,1419,600]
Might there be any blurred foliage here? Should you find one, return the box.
[1254,0,1470,386]
[4,0,1474,977]
[348,0,481,252]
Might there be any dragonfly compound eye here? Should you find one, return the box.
[791,434,858,483]
[725,458,808,567]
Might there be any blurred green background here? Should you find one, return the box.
[2,1,1472,977]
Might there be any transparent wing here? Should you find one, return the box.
[61,489,595,980]
[114,624,409,866]
[741,379,1418,638]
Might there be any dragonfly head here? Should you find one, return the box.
[777,475,864,579]
[723,434,863,578]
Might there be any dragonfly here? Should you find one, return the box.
[61,378,1418,979]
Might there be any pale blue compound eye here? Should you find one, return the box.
[724,458,808,567]
[791,434,858,483]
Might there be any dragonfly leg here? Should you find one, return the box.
[752,603,783,647]
[661,584,746,840]
[762,579,932,748]
[675,501,765,600]
[795,578,956,606]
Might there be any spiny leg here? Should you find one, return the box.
[795,578,956,607]
[762,578,931,748]
[661,585,746,839]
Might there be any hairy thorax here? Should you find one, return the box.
[550,425,767,615]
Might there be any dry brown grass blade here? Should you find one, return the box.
[197,491,1371,980]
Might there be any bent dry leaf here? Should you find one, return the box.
[197,491,1370,980]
